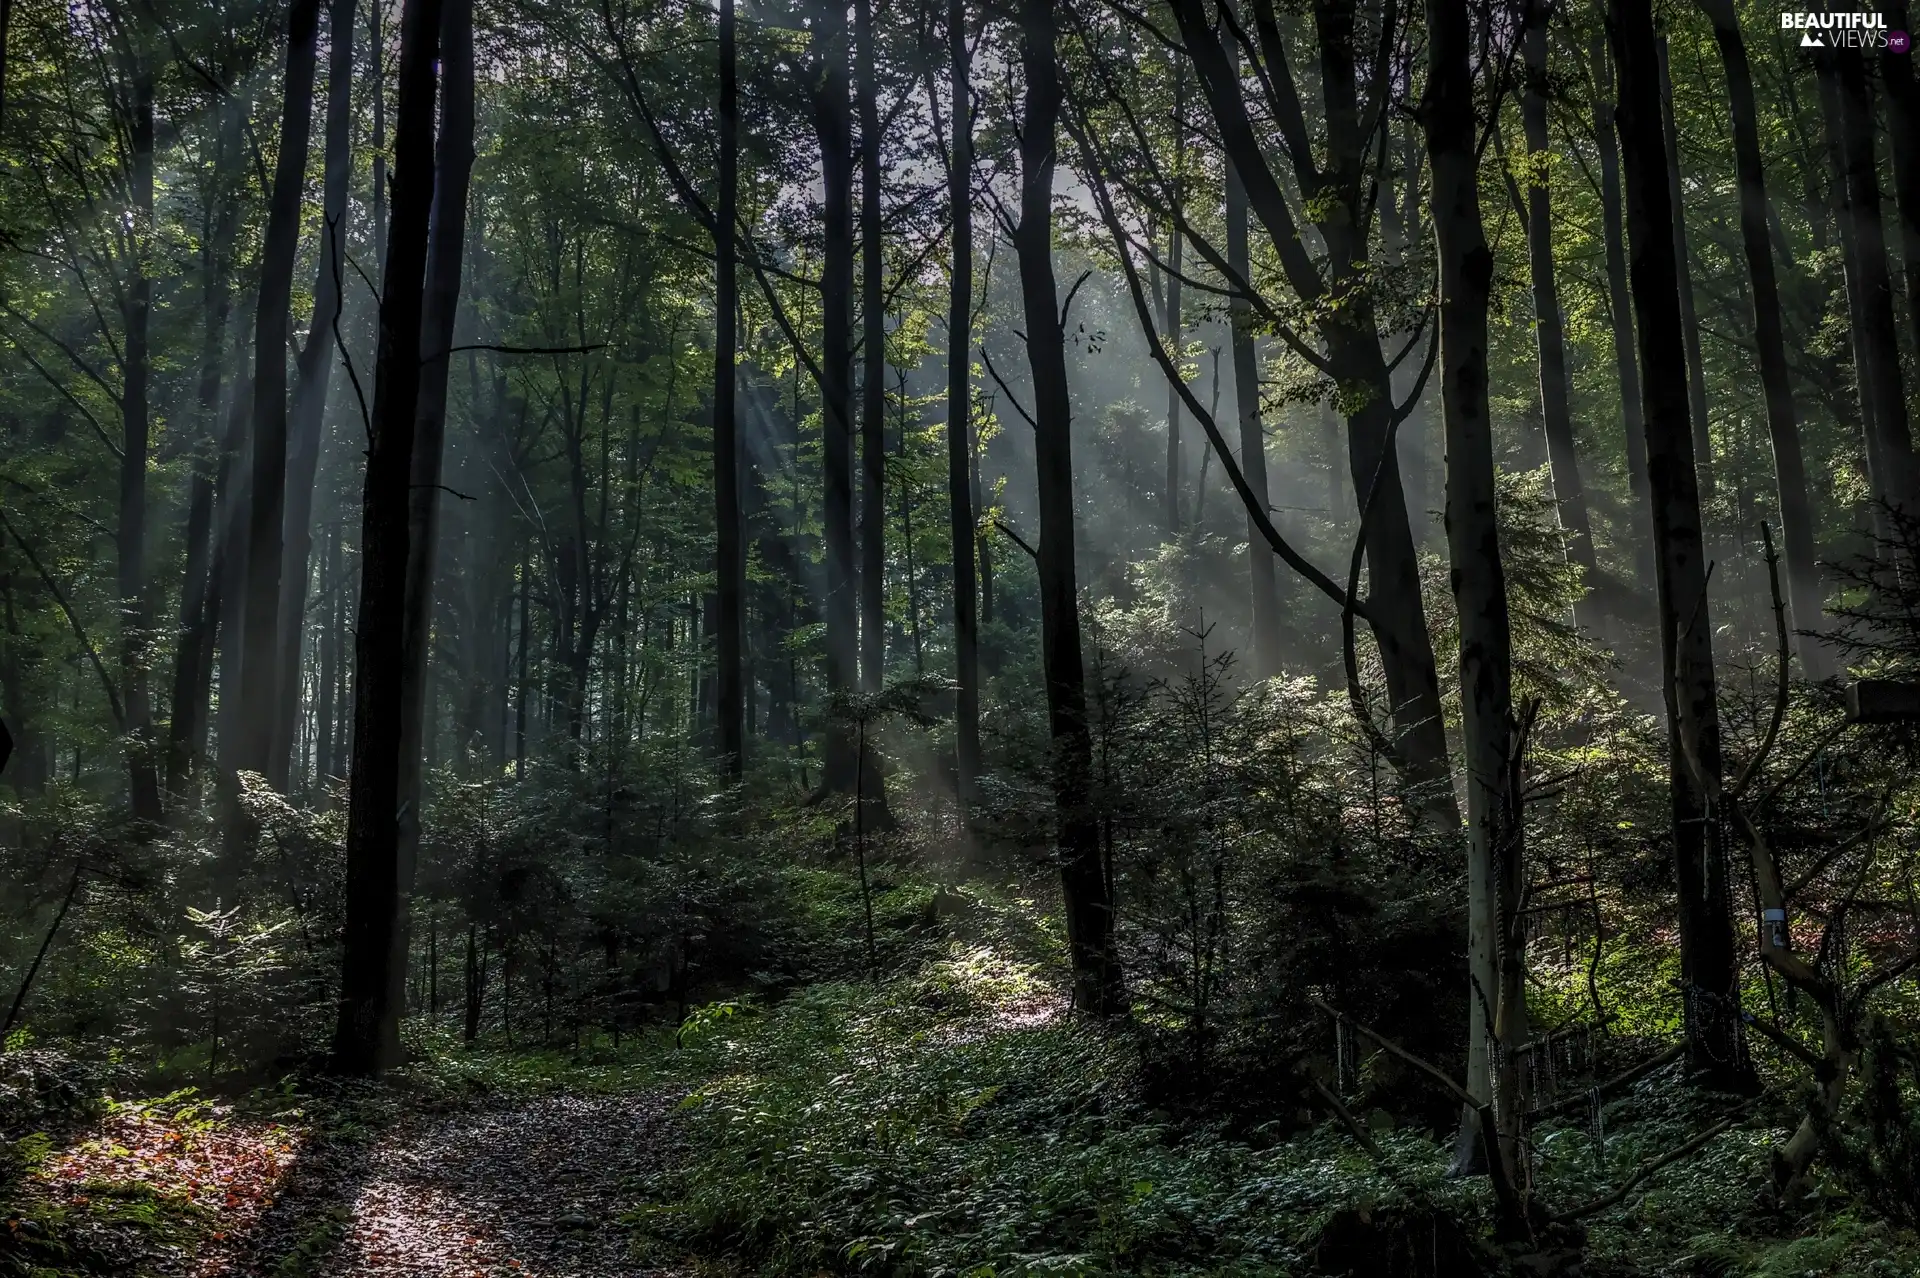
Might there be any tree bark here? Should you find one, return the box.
[942,0,981,800]
[333,0,444,1076]
[315,526,337,798]
[1224,127,1281,679]
[1163,66,1185,537]
[166,97,243,804]
[271,0,361,787]
[1611,0,1750,1087]
[238,0,322,787]
[1521,2,1597,598]
[1880,0,1920,362]
[855,0,886,697]
[811,3,860,796]
[1015,0,1120,1016]
[392,0,473,1047]
[1696,0,1825,675]
[118,50,161,824]
[1657,36,1715,506]
[1425,0,1524,1189]
[1593,33,1654,587]
[714,0,744,774]
[1817,47,1917,539]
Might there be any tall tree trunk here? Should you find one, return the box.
[315,525,337,797]
[1818,48,1917,539]
[1163,66,1185,537]
[1883,0,1920,360]
[1521,2,1597,598]
[1426,0,1525,1190]
[1225,130,1281,679]
[812,3,860,796]
[1593,33,1654,587]
[370,0,387,272]
[1611,0,1750,1087]
[1696,0,1825,674]
[1,572,46,796]
[213,405,252,782]
[855,0,886,696]
[167,99,242,804]
[1657,37,1715,507]
[713,0,744,774]
[392,0,473,1047]
[1015,0,1119,1016]
[942,0,981,800]
[333,0,444,1076]
[119,54,161,823]
[272,0,360,786]
[238,0,322,783]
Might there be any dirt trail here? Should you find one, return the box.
[313,1094,684,1278]
[167,1091,686,1278]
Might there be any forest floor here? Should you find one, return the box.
[5,1062,709,1278]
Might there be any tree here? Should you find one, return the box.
[713,0,744,775]
[334,0,445,1076]
[1817,45,1916,547]
[855,0,885,696]
[1695,0,1824,674]
[1423,0,1524,1185]
[394,0,476,1039]
[273,0,364,785]
[936,0,981,800]
[1517,0,1596,608]
[1610,0,1750,1087]
[1161,0,1456,819]
[237,0,323,789]
[1014,0,1119,1015]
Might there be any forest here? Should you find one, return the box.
[0,0,1918,1268]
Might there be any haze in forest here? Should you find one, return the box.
[2,0,1920,1270]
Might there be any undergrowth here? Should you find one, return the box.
[627,931,1920,1278]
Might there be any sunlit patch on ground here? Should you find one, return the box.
[20,1097,309,1274]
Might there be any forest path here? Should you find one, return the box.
[311,1093,682,1278]
[203,1090,691,1278]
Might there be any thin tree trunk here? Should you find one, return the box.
[1,863,82,1041]
[1015,0,1119,1016]
[1426,0,1526,1190]
[1818,47,1917,538]
[167,100,242,804]
[1521,2,1597,599]
[855,0,887,704]
[1225,144,1280,679]
[238,0,322,787]
[514,557,529,777]
[118,53,162,824]
[942,0,981,800]
[1163,66,1185,537]
[1612,0,1750,1087]
[1883,0,1920,360]
[1696,0,1825,674]
[272,0,360,787]
[1657,37,1715,507]
[813,4,860,796]
[392,0,473,1047]
[315,526,337,797]
[333,0,445,1076]
[714,0,744,774]
[370,0,387,273]
[1593,32,1654,587]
